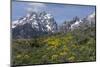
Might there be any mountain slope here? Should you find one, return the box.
[12,11,58,39]
[59,12,95,32]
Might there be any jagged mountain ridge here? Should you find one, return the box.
[12,11,58,39]
[12,11,95,39]
[59,12,95,32]
[12,11,57,32]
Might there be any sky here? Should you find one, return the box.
[12,1,95,24]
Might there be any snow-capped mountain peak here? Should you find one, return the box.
[45,14,53,19]
[88,12,95,19]
[12,11,58,38]
[86,12,96,24]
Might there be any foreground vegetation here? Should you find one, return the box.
[12,25,96,65]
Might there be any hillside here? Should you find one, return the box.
[11,12,96,66]
[12,24,96,65]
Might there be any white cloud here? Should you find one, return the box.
[26,7,33,11]
[28,2,46,7]
[26,2,46,12]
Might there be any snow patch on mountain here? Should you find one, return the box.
[12,20,19,28]
[71,20,81,29]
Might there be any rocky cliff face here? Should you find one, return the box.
[59,12,95,32]
[12,11,58,39]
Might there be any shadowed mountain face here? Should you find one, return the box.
[12,11,58,39]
